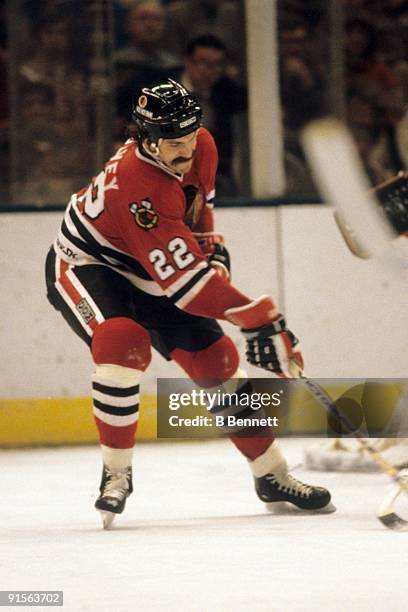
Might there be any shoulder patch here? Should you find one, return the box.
[129,198,158,231]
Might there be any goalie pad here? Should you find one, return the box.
[304,438,408,472]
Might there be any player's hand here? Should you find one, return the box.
[208,243,230,279]
[225,296,304,378]
[242,320,304,377]
[193,232,231,280]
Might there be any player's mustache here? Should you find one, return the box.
[173,151,196,164]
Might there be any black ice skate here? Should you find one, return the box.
[255,472,332,510]
[95,465,133,529]
[250,444,334,512]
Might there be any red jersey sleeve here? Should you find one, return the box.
[194,128,218,202]
[187,128,217,234]
[193,203,214,234]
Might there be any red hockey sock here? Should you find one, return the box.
[229,435,275,461]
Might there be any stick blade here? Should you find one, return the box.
[333,210,371,259]
[378,484,408,532]
[302,117,395,259]
[378,511,408,532]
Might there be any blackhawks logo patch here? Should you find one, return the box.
[129,199,158,231]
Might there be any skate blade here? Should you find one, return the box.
[265,501,336,515]
[99,511,116,529]
[319,501,337,513]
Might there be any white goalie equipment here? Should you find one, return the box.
[300,117,408,475]
[304,438,408,473]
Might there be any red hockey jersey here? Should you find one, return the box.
[54,128,249,319]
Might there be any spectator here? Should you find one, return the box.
[114,0,181,132]
[0,49,7,128]
[347,92,404,184]
[0,0,9,199]
[279,18,326,133]
[344,18,406,183]
[115,0,180,80]
[164,0,245,78]
[19,12,89,135]
[396,109,408,170]
[15,82,89,203]
[345,19,404,129]
[278,18,326,194]
[0,57,8,200]
[177,34,247,195]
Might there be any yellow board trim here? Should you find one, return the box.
[0,383,403,447]
[0,395,157,447]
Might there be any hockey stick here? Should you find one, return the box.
[377,477,408,532]
[333,210,371,259]
[301,117,396,260]
[298,374,408,531]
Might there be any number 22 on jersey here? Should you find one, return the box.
[149,238,195,280]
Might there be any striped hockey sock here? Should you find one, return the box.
[92,364,141,448]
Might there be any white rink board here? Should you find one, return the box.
[0,206,407,397]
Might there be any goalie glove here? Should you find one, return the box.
[225,296,304,378]
[372,170,408,236]
[193,232,231,280]
[334,171,408,259]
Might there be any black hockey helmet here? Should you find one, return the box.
[132,79,202,145]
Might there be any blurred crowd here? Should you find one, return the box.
[279,0,408,186]
[0,0,407,204]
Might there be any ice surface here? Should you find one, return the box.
[0,439,407,611]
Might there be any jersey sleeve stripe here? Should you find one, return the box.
[65,211,118,264]
[68,204,153,279]
[55,227,96,263]
[166,264,212,303]
[172,267,216,309]
[206,189,215,202]
[60,219,111,265]
[165,260,209,296]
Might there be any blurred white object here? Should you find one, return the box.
[304,438,408,472]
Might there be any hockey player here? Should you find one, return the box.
[45,79,332,527]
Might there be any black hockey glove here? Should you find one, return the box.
[208,243,231,277]
[242,317,301,371]
[225,296,304,377]
[194,232,231,280]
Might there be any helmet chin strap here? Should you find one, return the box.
[141,139,184,179]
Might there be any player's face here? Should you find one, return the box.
[159,130,198,173]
